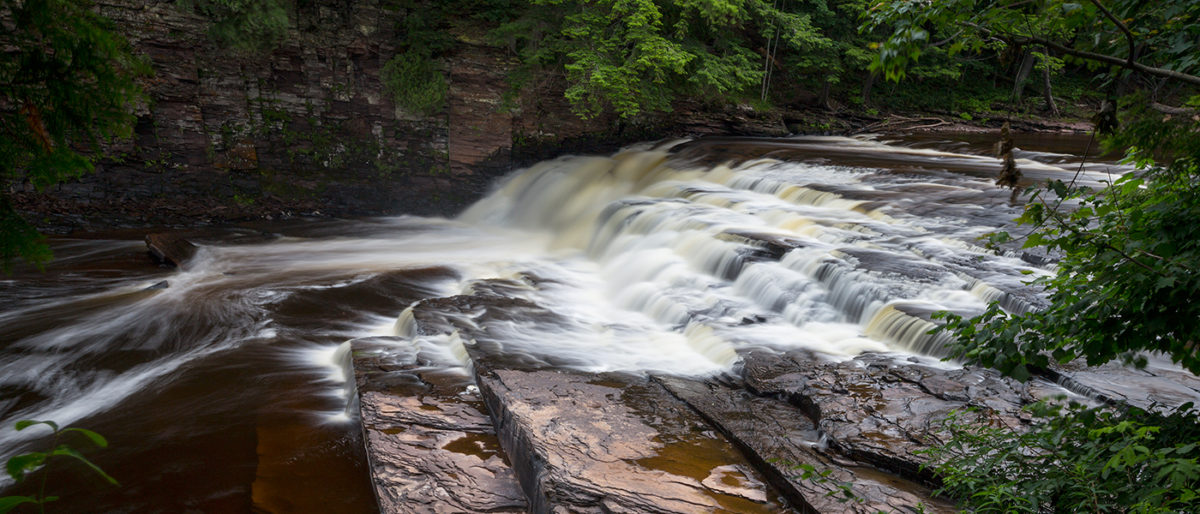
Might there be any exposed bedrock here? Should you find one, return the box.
[398,282,791,512]
[653,374,955,514]
[739,350,1054,480]
[1044,359,1200,413]
[473,367,785,513]
[351,336,526,513]
[353,277,1200,513]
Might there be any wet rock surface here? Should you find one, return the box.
[359,278,988,512]
[145,233,197,267]
[402,282,790,513]
[352,275,1200,514]
[1048,359,1200,413]
[742,350,1046,479]
[473,367,784,514]
[351,336,526,513]
[655,375,955,514]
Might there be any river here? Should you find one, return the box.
[0,133,1121,512]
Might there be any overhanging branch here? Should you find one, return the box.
[1087,0,1137,67]
[964,22,1200,87]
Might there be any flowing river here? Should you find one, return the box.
[0,134,1124,511]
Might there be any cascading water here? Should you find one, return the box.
[0,135,1122,511]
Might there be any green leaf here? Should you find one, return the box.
[61,428,108,448]
[5,452,46,482]
[14,420,56,433]
[53,447,118,486]
[1155,276,1177,290]
[0,496,39,513]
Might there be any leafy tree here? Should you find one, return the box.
[488,0,883,119]
[0,0,149,272]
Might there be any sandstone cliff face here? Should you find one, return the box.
[13,0,788,231]
[27,0,453,228]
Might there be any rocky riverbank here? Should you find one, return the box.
[349,274,1200,513]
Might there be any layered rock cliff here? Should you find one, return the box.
[12,0,788,231]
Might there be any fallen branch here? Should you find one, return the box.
[1150,102,1199,116]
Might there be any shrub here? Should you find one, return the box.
[925,402,1200,513]
[381,51,448,116]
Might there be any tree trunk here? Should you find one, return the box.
[1012,51,1035,102]
[862,72,875,106]
[1041,52,1060,117]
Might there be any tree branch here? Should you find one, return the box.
[964,22,1200,87]
[1150,102,1198,116]
[1087,0,1137,67]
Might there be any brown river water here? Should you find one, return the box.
[0,133,1123,512]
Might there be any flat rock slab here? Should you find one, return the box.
[742,350,1049,480]
[474,367,788,513]
[351,337,526,513]
[1050,359,1200,413]
[655,375,955,514]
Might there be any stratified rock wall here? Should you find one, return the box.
[16,1,460,229]
[11,1,789,230]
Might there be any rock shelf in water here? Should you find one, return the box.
[351,277,1200,512]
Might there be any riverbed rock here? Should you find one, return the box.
[655,375,955,514]
[402,282,788,512]
[1048,359,1200,413]
[351,336,527,513]
[742,350,1046,481]
[472,367,786,514]
[145,233,197,267]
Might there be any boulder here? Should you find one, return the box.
[145,232,197,267]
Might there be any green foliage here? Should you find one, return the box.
[937,149,1200,376]
[868,0,1200,376]
[933,90,1200,377]
[381,51,448,116]
[489,0,879,119]
[790,462,864,506]
[926,402,1200,512]
[182,0,290,52]
[868,3,1200,510]
[1,420,117,513]
[556,0,694,118]
[862,0,1200,84]
[0,0,150,272]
